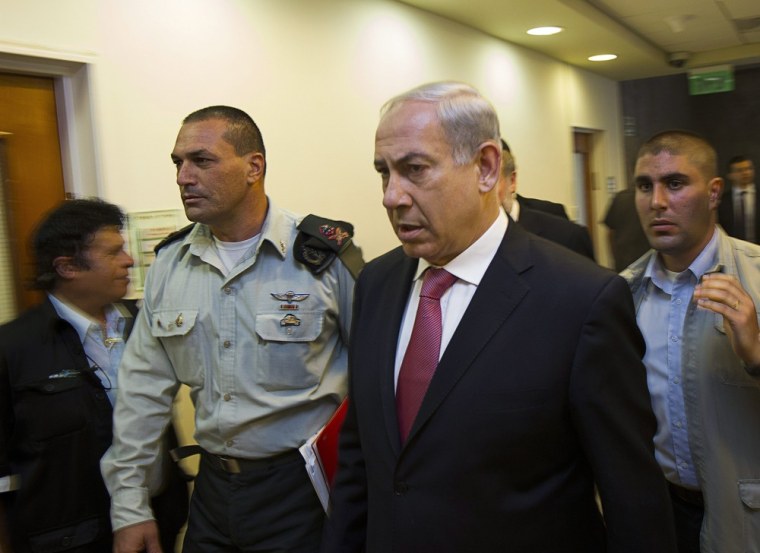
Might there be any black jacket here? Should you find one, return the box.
[718,183,760,244]
[518,208,595,261]
[323,223,676,553]
[0,298,187,553]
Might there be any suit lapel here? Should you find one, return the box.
[403,224,534,446]
[375,253,418,455]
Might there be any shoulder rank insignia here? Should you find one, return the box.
[319,224,351,246]
[154,224,195,254]
[294,214,364,277]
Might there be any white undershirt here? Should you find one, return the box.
[212,234,261,274]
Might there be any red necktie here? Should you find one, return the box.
[396,268,457,443]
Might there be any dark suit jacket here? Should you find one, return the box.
[323,223,676,553]
[718,184,760,243]
[518,207,595,260]
[517,193,569,219]
[0,299,188,553]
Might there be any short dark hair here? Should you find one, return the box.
[637,130,717,181]
[727,155,751,171]
[183,105,266,159]
[33,198,125,291]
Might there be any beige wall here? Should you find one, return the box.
[0,0,623,264]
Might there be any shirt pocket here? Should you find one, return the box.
[739,480,760,552]
[14,376,87,441]
[150,309,203,385]
[254,311,325,391]
[151,309,198,337]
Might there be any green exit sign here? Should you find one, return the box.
[688,66,734,95]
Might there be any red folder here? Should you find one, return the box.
[300,398,349,511]
[314,398,348,487]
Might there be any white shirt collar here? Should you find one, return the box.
[510,199,521,222]
[48,294,123,343]
[414,209,508,287]
[733,183,756,197]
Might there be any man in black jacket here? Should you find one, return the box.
[718,155,758,243]
[499,141,595,260]
[0,199,187,553]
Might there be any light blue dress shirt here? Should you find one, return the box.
[48,294,129,405]
[637,228,719,489]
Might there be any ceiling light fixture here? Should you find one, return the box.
[588,54,618,62]
[527,26,563,36]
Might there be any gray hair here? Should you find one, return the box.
[380,81,500,165]
[501,147,516,177]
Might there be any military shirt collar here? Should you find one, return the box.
[182,197,290,262]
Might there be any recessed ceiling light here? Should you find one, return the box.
[588,54,618,62]
[527,26,563,36]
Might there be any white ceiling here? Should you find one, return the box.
[397,0,760,80]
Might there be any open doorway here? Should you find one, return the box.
[572,128,615,267]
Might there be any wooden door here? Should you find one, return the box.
[0,73,66,314]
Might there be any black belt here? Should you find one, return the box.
[668,482,704,507]
[172,444,300,475]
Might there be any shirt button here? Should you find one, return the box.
[676,298,682,305]
[224,287,232,295]
[673,376,680,384]
[675,420,682,429]
[224,393,231,401]
[226,440,234,447]
[670,335,678,342]
[224,340,232,348]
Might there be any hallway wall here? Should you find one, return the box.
[0,0,625,262]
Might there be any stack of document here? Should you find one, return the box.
[299,399,348,511]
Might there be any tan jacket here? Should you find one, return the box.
[623,226,760,553]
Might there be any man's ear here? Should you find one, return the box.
[509,171,518,196]
[708,177,724,209]
[52,256,78,281]
[245,152,266,184]
[477,141,501,193]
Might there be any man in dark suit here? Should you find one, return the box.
[603,187,651,272]
[718,155,758,243]
[517,193,569,218]
[499,142,595,260]
[322,82,676,553]
[0,199,187,553]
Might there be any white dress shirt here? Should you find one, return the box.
[394,210,508,388]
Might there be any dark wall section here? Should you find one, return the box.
[620,63,760,185]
